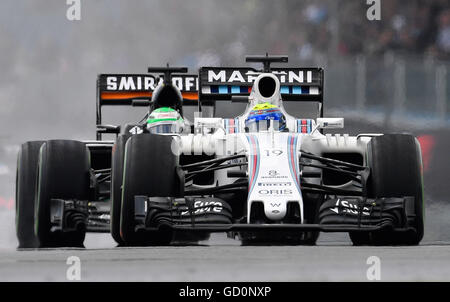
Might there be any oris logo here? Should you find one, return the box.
[258,189,292,196]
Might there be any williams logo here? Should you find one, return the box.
[261,170,288,179]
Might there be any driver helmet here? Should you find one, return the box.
[245,102,286,132]
[146,107,185,134]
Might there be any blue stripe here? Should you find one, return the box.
[307,120,311,133]
[280,86,289,94]
[235,118,239,133]
[246,135,260,196]
[292,86,302,94]
[218,86,228,94]
[231,86,240,93]
[303,86,310,94]
[225,119,229,134]
[211,86,219,93]
[287,135,301,193]
[293,135,300,186]
[240,86,248,93]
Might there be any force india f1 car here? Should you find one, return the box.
[15,55,424,248]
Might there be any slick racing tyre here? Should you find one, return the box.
[120,134,183,246]
[110,135,129,246]
[350,134,424,246]
[35,140,90,248]
[16,141,44,248]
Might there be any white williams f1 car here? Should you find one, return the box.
[119,55,424,246]
[16,56,424,248]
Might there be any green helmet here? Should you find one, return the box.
[146,107,184,134]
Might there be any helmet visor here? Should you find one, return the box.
[147,122,180,134]
[245,119,284,133]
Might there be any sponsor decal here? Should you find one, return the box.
[128,126,143,135]
[261,170,288,179]
[258,182,292,187]
[330,199,370,216]
[258,189,293,196]
[268,170,279,177]
[180,200,223,216]
[206,69,315,84]
[103,75,198,92]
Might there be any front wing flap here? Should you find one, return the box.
[133,196,415,233]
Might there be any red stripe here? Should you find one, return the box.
[229,119,235,134]
[249,136,257,191]
[289,136,299,184]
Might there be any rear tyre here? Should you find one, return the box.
[35,140,90,248]
[120,134,183,246]
[349,134,424,246]
[16,141,44,248]
[110,135,129,246]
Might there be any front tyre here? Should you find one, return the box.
[35,140,90,248]
[120,134,183,246]
[349,134,424,246]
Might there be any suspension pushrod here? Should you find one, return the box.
[301,152,366,170]
[185,182,248,195]
[186,163,247,176]
[181,154,246,169]
[301,182,363,196]
[301,163,361,182]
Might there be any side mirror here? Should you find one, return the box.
[96,124,121,134]
[231,96,248,103]
[132,99,152,107]
[316,118,344,129]
[194,117,223,134]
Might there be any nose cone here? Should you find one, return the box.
[264,201,287,221]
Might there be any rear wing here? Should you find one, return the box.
[96,73,198,138]
[199,67,323,103]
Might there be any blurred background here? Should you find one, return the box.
[0,0,449,247]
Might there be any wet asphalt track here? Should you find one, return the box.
[0,233,449,282]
